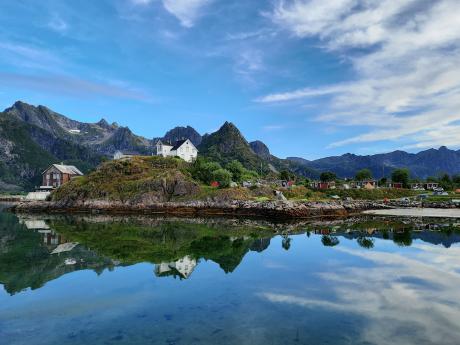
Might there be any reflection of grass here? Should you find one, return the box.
[52,219,274,267]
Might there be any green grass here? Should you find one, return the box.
[330,188,420,200]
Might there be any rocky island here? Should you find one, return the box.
[10,156,390,219]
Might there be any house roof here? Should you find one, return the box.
[171,139,187,150]
[115,150,138,156]
[156,139,173,147]
[43,164,83,176]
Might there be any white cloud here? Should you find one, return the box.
[162,0,213,28]
[260,0,460,149]
[127,0,213,27]
[130,0,153,4]
[260,243,460,345]
[263,124,285,131]
[0,72,152,101]
[48,14,69,33]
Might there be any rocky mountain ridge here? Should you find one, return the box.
[0,100,458,191]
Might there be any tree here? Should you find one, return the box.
[357,236,374,249]
[391,168,410,188]
[320,171,336,182]
[426,176,438,183]
[279,170,293,181]
[321,235,339,247]
[439,173,453,190]
[281,235,292,250]
[211,168,232,188]
[378,177,387,186]
[355,169,372,181]
[226,160,245,182]
[190,158,222,184]
[453,174,460,184]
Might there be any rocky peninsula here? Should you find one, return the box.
[11,199,390,219]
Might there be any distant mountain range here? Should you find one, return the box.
[0,101,458,191]
[286,147,460,180]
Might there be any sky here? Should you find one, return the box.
[0,0,459,159]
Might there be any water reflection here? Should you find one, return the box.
[2,209,460,345]
[1,212,459,294]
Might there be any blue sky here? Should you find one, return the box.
[0,0,459,159]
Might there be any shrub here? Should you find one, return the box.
[226,160,245,182]
[211,169,232,188]
[190,158,222,184]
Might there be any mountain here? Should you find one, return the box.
[198,122,266,171]
[0,100,458,191]
[198,123,318,177]
[160,126,202,146]
[250,140,270,159]
[0,101,204,191]
[0,101,158,190]
[4,101,154,156]
[288,146,460,179]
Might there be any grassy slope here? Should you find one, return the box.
[52,156,198,202]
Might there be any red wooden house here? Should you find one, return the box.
[42,164,83,188]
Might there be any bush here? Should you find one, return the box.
[226,160,245,182]
[211,169,232,188]
[190,158,222,184]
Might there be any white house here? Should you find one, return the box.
[155,139,198,163]
[113,150,137,160]
[154,255,197,279]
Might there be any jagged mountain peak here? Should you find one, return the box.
[97,118,110,127]
[162,125,202,146]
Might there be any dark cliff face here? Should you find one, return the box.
[250,140,270,159]
[162,126,202,146]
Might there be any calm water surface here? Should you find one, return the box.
[1,204,460,345]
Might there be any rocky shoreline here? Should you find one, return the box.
[10,199,390,219]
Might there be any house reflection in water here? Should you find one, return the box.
[19,218,70,247]
[154,255,197,279]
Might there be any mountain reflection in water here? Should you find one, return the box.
[1,208,460,345]
[1,212,460,294]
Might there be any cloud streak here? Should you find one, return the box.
[162,0,213,28]
[0,72,151,101]
[259,0,460,149]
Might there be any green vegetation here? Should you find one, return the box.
[391,168,410,188]
[331,188,420,200]
[51,218,274,272]
[53,156,198,203]
[355,168,372,180]
[198,122,268,173]
[320,171,337,182]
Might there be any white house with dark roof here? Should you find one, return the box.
[154,255,197,279]
[155,139,198,162]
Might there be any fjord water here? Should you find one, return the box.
[1,207,460,345]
